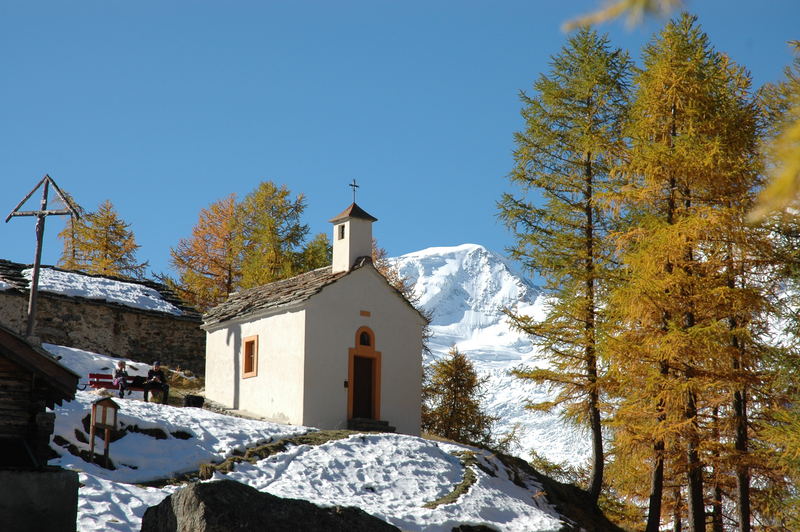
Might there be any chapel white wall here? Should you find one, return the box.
[205,327,237,408]
[205,309,306,425]
[304,266,423,435]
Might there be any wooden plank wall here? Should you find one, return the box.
[0,357,35,439]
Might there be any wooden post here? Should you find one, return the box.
[4,175,81,340]
[89,398,119,469]
[26,179,49,337]
[89,422,97,462]
[104,427,111,468]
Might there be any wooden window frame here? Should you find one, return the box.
[337,224,345,240]
[242,335,259,379]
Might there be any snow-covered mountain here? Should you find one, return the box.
[393,243,589,467]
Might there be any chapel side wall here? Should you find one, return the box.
[304,268,423,435]
[235,309,306,425]
[205,327,238,408]
[0,291,205,374]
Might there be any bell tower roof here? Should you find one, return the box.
[328,203,378,224]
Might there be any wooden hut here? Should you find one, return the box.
[0,324,79,468]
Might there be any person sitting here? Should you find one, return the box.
[113,360,130,399]
[143,360,170,404]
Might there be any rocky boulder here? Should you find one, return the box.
[140,479,399,532]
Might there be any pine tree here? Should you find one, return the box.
[170,181,332,311]
[498,28,630,503]
[608,14,772,531]
[298,233,332,272]
[237,181,309,289]
[57,192,86,271]
[58,199,147,278]
[753,46,800,527]
[422,347,496,446]
[169,194,241,311]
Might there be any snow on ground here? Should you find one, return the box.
[49,343,570,531]
[52,390,310,530]
[51,390,308,484]
[222,434,564,532]
[23,267,182,315]
[47,343,310,529]
[76,474,179,532]
[44,343,153,383]
[394,244,591,468]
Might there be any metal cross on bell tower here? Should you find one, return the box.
[349,179,359,203]
[5,175,81,338]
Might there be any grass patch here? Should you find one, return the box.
[422,451,479,509]
[139,429,358,488]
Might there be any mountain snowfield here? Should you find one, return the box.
[394,243,589,467]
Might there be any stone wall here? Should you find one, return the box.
[0,468,79,532]
[0,290,205,374]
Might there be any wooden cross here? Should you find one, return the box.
[5,175,81,338]
[349,179,359,203]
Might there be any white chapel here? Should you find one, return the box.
[202,203,426,435]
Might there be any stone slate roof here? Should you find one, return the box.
[0,259,201,320]
[203,257,428,328]
[203,264,352,327]
[328,203,378,223]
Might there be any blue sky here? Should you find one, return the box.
[1,0,798,277]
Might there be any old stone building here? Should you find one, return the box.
[0,260,205,374]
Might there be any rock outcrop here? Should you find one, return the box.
[141,479,399,532]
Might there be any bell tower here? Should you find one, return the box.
[329,203,378,273]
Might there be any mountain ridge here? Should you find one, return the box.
[392,243,589,467]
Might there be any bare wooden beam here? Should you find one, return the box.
[5,175,48,223]
[8,209,73,217]
[47,177,81,219]
[26,179,49,337]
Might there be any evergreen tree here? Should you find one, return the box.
[498,28,630,503]
[298,232,332,272]
[58,199,147,278]
[753,45,800,527]
[609,14,771,531]
[170,181,333,311]
[57,192,86,271]
[238,181,309,289]
[422,347,496,446]
[169,194,241,311]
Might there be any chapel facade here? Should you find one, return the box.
[202,203,425,435]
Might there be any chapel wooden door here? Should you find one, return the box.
[352,356,373,419]
[348,327,381,421]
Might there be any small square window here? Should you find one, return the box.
[338,224,345,240]
[242,336,258,379]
